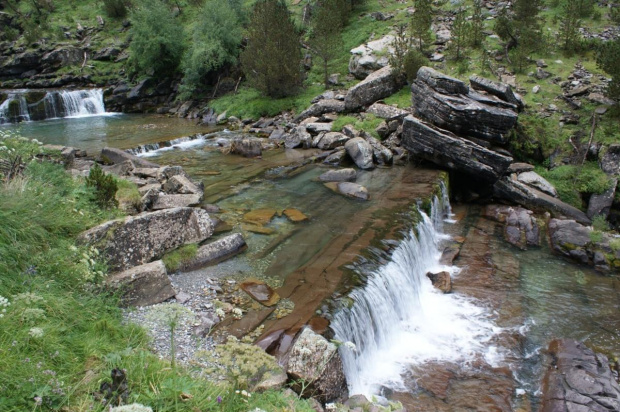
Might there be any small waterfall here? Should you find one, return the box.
[331,185,499,397]
[0,92,31,123]
[0,89,106,123]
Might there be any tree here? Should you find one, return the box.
[470,0,484,48]
[178,0,243,99]
[389,24,427,83]
[450,6,469,61]
[308,0,347,88]
[597,39,620,103]
[240,0,302,98]
[558,0,581,55]
[128,0,185,77]
[410,0,433,51]
[495,0,544,71]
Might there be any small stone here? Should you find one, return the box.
[243,208,277,225]
[240,279,280,306]
[175,292,191,304]
[283,208,309,222]
[532,85,540,94]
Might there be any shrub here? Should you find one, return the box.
[128,0,185,77]
[86,163,119,208]
[178,0,243,100]
[103,0,131,18]
[536,163,613,209]
[591,214,609,231]
[162,243,198,271]
[403,49,426,83]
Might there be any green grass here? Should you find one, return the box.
[535,162,613,209]
[162,243,198,272]
[209,84,324,119]
[331,113,384,138]
[0,135,314,411]
[383,86,412,109]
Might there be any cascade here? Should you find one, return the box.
[0,89,106,124]
[331,185,499,397]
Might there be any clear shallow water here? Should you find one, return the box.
[0,113,216,152]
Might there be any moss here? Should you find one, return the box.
[162,243,198,272]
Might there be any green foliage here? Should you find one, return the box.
[591,214,610,231]
[609,238,620,252]
[332,114,383,138]
[241,0,302,98]
[308,0,348,88]
[115,178,142,212]
[162,243,198,271]
[103,0,132,18]
[178,0,243,100]
[384,86,412,108]
[208,84,323,119]
[410,0,433,51]
[470,0,485,48]
[450,6,470,61]
[536,163,613,209]
[611,7,620,24]
[596,39,620,102]
[128,0,185,77]
[558,0,581,55]
[403,49,427,83]
[590,230,603,243]
[388,24,411,82]
[86,163,119,209]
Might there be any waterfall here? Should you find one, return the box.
[331,185,500,397]
[0,92,31,123]
[0,89,106,123]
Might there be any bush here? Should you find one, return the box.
[536,163,613,209]
[128,0,185,77]
[178,0,243,100]
[403,49,426,83]
[86,163,118,208]
[103,0,131,18]
[591,214,609,231]
[162,243,198,271]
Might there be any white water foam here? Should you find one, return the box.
[135,135,211,157]
[331,188,501,397]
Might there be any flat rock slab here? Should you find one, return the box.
[78,207,214,272]
[101,146,159,168]
[324,182,370,200]
[541,339,620,412]
[344,65,401,112]
[152,194,202,210]
[240,279,280,306]
[242,224,275,235]
[179,233,247,271]
[283,208,308,222]
[106,260,175,307]
[243,208,277,225]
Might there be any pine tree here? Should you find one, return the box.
[470,0,484,48]
[308,0,347,88]
[450,6,470,61]
[558,0,581,55]
[240,0,302,98]
[495,0,544,71]
[597,39,620,102]
[410,0,433,51]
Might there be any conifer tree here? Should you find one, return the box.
[495,0,544,71]
[597,39,620,103]
[240,0,302,98]
[558,0,581,55]
[470,0,484,48]
[450,6,469,61]
[308,0,346,88]
[410,0,433,51]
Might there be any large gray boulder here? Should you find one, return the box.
[366,102,410,121]
[106,260,175,307]
[402,115,512,182]
[230,137,262,157]
[517,171,558,197]
[287,328,348,402]
[348,35,394,80]
[344,137,375,170]
[541,339,620,412]
[285,126,313,149]
[163,175,203,196]
[314,132,350,150]
[362,133,393,165]
[78,208,214,272]
[178,233,247,271]
[483,205,541,249]
[101,147,159,168]
[151,194,202,210]
[494,178,590,224]
[587,178,617,220]
[411,67,519,144]
[600,144,620,175]
[319,168,357,182]
[344,66,401,112]
[294,99,345,123]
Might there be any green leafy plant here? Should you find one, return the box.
[86,163,119,208]
[102,0,132,18]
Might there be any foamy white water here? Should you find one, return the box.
[331,187,501,397]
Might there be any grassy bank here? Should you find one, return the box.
[0,133,313,411]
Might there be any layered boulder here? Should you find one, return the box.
[78,207,214,272]
[344,66,401,112]
[411,67,519,144]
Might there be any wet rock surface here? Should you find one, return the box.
[541,339,620,412]
[483,205,541,249]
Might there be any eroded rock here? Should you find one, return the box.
[344,66,401,112]
[178,233,247,271]
[106,260,175,307]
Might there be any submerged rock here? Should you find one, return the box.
[541,339,620,412]
[283,208,309,222]
[287,327,348,402]
[318,168,357,182]
[483,205,541,249]
[243,208,277,225]
[78,207,214,272]
[106,260,175,307]
[240,279,280,306]
[324,181,370,200]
